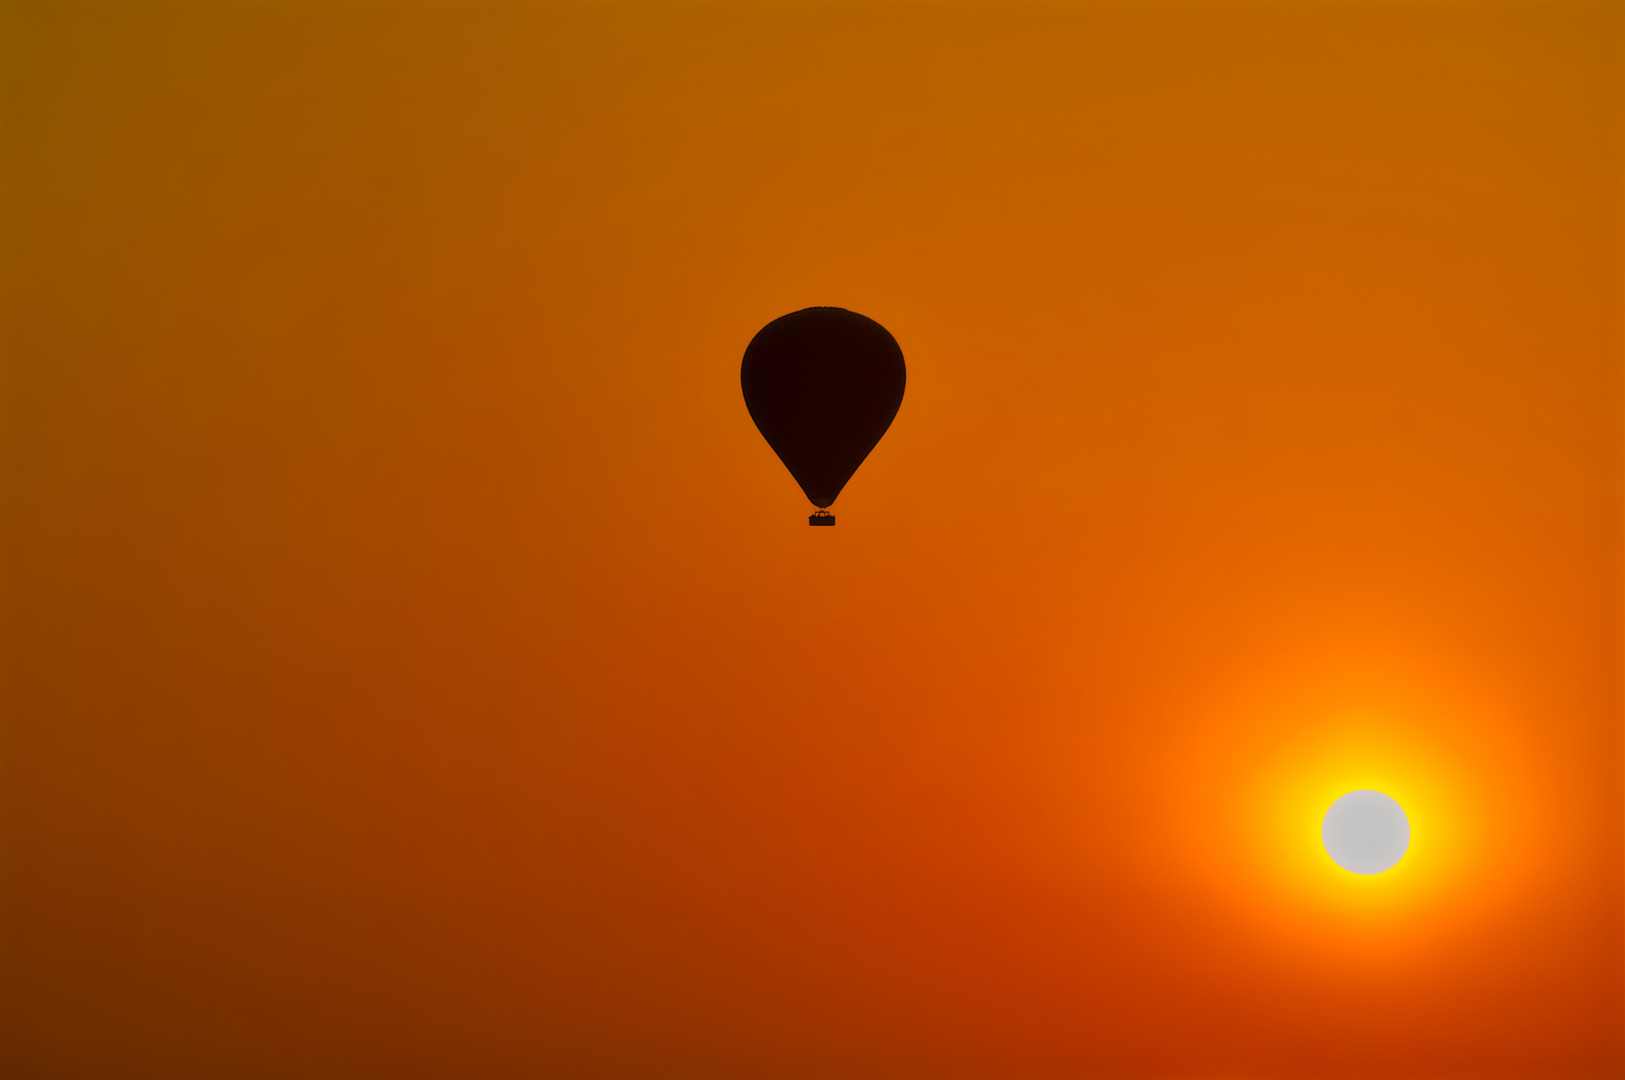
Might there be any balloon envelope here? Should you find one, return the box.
[740,308,906,509]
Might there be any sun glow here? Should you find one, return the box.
[1165,687,1529,960]
[1249,716,1476,911]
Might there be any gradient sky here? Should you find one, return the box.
[3,2,1622,1077]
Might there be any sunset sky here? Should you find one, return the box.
[2,2,1622,1077]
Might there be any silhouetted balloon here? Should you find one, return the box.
[741,308,906,522]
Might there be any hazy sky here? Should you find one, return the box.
[3,2,1621,1077]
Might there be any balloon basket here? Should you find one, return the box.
[808,511,835,526]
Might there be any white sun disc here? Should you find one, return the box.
[1322,790,1410,874]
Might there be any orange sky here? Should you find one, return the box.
[3,2,1622,1077]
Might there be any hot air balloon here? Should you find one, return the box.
[741,307,906,525]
